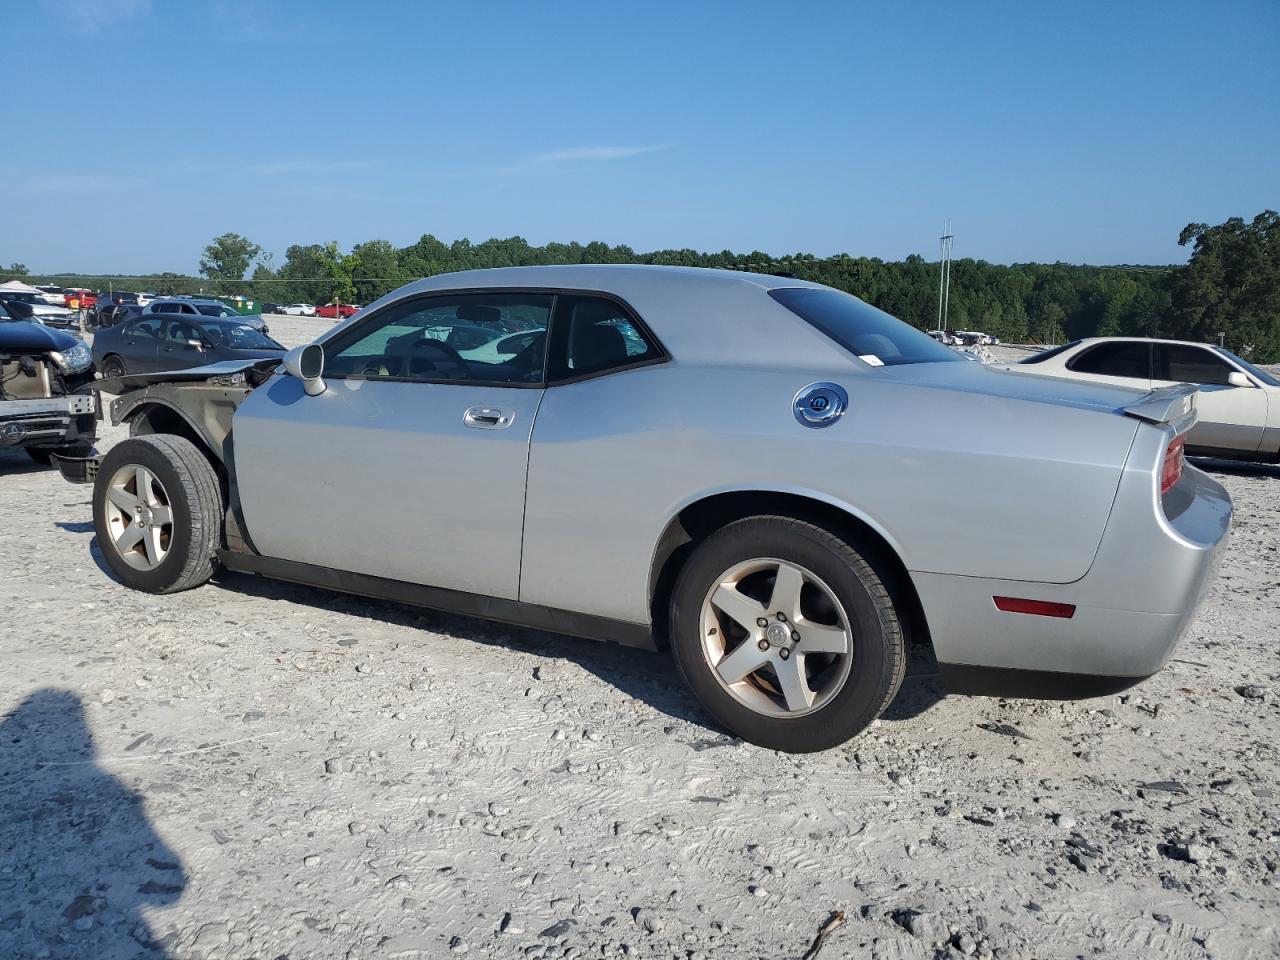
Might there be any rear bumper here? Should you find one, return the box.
[0,394,97,449]
[916,432,1231,696]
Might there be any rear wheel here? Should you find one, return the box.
[101,354,127,379]
[670,516,905,752]
[92,435,223,593]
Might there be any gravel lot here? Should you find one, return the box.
[1,317,1278,959]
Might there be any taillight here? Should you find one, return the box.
[1161,436,1185,496]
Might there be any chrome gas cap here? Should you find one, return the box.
[793,382,848,428]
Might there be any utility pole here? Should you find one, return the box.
[936,219,954,332]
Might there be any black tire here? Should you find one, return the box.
[669,516,906,752]
[92,435,223,593]
[101,354,127,379]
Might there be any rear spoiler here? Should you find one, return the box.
[1122,382,1198,435]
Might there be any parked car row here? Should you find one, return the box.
[928,328,1000,346]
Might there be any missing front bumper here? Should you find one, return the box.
[51,451,100,484]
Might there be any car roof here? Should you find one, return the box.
[324,264,853,369]
[397,263,824,296]
[1069,336,1217,350]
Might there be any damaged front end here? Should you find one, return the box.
[52,358,279,484]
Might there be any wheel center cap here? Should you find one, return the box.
[765,622,791,648]
[138,506,154,526]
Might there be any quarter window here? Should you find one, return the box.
[1066,341,1151,379]
[1154,344,1233,385]
[548,296,660,380]
[325,293,553,385]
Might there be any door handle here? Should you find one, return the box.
[463,406,516,429]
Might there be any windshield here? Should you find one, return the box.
[1218,349,1280,387]
[203,322,281,350]
[0,301,14,321]
[769,287,962,366]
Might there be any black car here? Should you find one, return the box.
[92,314,286,378]
[0,302,97,464]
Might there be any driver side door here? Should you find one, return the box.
[232,291,552,600]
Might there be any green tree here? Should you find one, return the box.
[200,233,263,282]
[1169,210,1280,361]
[4,262,28,277]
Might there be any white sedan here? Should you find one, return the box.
[282,303,316,317]
[1012,337,1280,461]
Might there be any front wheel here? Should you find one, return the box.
[100,355,127,379]
[670,516,905,752]
[92,435,224,593]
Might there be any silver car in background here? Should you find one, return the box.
[60,266,1231,752]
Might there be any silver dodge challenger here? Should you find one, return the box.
[58,266,1232,752]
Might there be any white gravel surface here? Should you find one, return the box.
[1,316,1278,959]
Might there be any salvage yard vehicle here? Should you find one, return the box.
[1012,337,1280,463]
[92,314,286,377]
[56,266,1231,752]
[0,291,77,329]
[143,299,269,333]
[282,303,316,316]
[0,302,96,464]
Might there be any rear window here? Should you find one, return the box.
[769,288,961,366]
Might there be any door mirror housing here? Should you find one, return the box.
[1226,371,1253,388]
[186,339,204,351]
[283,343,326,396]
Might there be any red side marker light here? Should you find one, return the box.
[993,596,1076,619]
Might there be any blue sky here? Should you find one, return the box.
[9,0,1278,274]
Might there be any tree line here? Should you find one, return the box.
[10,210,1278,361]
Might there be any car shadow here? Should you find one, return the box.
[0,447,51,474]
[0,689,186,957]
[210,568,718,731]
[1190,456,1280,480]
[210,568,947,731]
[72,522,950,742]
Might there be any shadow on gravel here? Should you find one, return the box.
[1191,456,1280,480]
[0,689,186,958]
[882,642,947,722]
[212,570,951,733]
[212,570,718,730]
[0,448,51,474]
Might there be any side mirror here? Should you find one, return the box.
[186,339,204,351]
[1227,371,1253,388]
[283,343,326,396]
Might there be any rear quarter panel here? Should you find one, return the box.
[519,360,1139,625]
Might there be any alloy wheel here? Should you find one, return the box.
[102,464,174,571]
[699,558,853,718]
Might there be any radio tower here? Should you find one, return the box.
[936,219,954,331]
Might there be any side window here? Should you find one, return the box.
[1155,344,1233,386]
[549,296,661,381]
[324,293,553,384]
[126,319,159,339]
[1066,341,1150,379]
[165,319,197,343]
